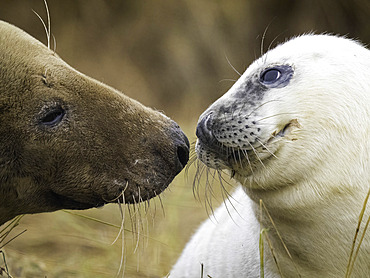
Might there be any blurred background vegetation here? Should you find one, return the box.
[1,0,370,277]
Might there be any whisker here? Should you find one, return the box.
[133,206,141,254]
[187,142,197,160]
[204,169,217,216]
[138,186,144,204]
[260,19,276,63]
[267,31,285,53]
[114,194,126,278]
[237,148,244,169]
[190,155,243,219]
[143,199,149,215]
[134,189,145,250]
[218,170,237,189]
[241,141,266,169]
[112,196,125,245]
[32,0,51,49]
[244,99,284,119]
[215,171,244,225]
[157,193,165,217]
[218,173,236,202]
[256,112,297,122]
[260,24,268,59]
[52,34,57,53]
[241,148,254,175]
[248,122,277,127]
[128,202,137,238]
[193,161,207,200]
[219,78,238,83]
[225,53,242,76]
[236,101,249,119]
[256,138,278,159]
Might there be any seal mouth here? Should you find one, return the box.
[103,174,176,204]
[267,119,298,144]
[50,191,106,209]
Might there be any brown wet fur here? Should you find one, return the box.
[0,21,189,225]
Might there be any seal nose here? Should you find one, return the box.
[196,113,216,145]
[170,122,190,172]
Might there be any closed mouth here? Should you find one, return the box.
[267,118,300,144]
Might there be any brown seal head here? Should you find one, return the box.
[0,21,189,225]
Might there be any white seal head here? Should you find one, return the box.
[171,34,370,278]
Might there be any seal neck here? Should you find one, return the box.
[243,183,369,277]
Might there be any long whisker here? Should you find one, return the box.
[193,161,207,200]
[256,138,278,159]
[267,32,285,53]
[261,25,268,61]
[244,99,284,119]
[133,205,141,254]
[225,53,242,76]
[260,19,276,63]
[114,194,126,278]
[157,193,165,217]
[32,0,51,49]
[219,78,238,83]
[204,169,218,216]
[237,148,244,169]
[241,148,254,175]
[256,112,297,122]
[241,141,266,169]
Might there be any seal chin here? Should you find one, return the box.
[50,191,106,210]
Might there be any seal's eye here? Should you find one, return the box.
[260,68,281,84]
[40,106,66,126]
[259,65,293,88]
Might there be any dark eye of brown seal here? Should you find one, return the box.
[39,106,66,126]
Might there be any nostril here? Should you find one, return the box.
[196,113,215,143]
[177,145,189,169]
[169,121,190,171]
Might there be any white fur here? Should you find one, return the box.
[170,35,370,277]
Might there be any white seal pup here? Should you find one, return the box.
[170,34,370,277]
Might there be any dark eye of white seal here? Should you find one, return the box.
[261,68,281,83]
[260,65,294,88]
[171,34,370,278]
